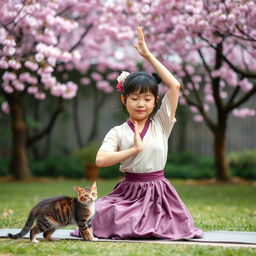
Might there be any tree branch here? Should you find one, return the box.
[222,53,256,78]
[226,86,256,112]
[225,86,241,108]
[197,48,212,77]
[183,65,204,107]
[27,98,64,147]
[69,24,93,52]
[180,86,216,131]
[212,43,224,111]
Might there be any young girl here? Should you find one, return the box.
[71,27,203,240]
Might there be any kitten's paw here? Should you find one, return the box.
[92,237,98,241]
[32,238,39,243]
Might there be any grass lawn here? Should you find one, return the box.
[0,178,255,255]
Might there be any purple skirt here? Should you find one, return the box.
[91,171,203,239]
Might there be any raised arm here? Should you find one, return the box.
[134,27,180,120]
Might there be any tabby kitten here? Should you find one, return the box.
[8,181,97,243]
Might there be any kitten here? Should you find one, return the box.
[8,181,97,243]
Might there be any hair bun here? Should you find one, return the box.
[152,73,162,84]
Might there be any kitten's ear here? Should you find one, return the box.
[75,186,83,193]
[91,181,97,191]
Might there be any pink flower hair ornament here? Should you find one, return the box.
[116,71,131,92]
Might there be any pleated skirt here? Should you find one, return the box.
[91,170,203,240]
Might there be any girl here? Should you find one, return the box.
[71,27,203,240]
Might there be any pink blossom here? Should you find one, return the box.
[28,86,39,94]
[51,84,66,97]
[186,65,195,75]
[179,97,187,105]
[238,78,253,92]
[3,37,16,47]
[233,108,255,118]
[91,72,103,81]
[47,57,57,66]
[19,72,30,82]
[62,82,78,99]
[38,66,54,75]
[190,106,198,113]
[8,59,21,70]
[60,51,72,62]
[36,43,47,54]
[81,77,90,85]
[96,81,113,93]
[1,102,10,114]
[220,91,227,99]
[158,84,168,96]
[3,46,16,56]
[35,53,44,62]
[116,30,133,41]
[204,84,212,94]
[3,72,16,81]
[25,61,39,71]
[0,58,9,69]
[204,104,209,112]
[72,50,81,62]
[19,72,37,85]
[205,94,214,104]
[187,83,193,90]
[3,84,14,94]
[35,92,46,100]
[192,75,202,83]
[41,75,57,89]
[107,72,119,81]
[220,80,225,88]
[46,14,55,25]
[12,80,25,91]
[194,115,203,122]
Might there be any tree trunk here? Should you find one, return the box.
[213,128,230,181]
[9,93,31,180]
[86,88,106,144]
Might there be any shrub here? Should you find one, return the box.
[167,151,199,165]
[30,156,83,178]
[165,152,215,179]
[229,150,256,179]
[72,141,100,164]
[99,164,122,179]
[1,150,255,180]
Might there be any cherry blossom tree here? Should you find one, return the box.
[0,0,81,179]
[0,0,135,179]
[101,0,256,181]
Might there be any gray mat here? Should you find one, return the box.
[1,229,256,245]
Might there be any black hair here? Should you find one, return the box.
[121,71,161,100]
[121,71,162,115]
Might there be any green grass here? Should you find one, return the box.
[0,178,256,255]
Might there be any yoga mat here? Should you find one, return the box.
[1,229,256,245]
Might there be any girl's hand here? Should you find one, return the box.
[134,121,143,153]
[134,27,151,58]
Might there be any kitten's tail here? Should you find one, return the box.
[8,208,36,239]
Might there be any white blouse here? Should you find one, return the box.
[99,93,176,173]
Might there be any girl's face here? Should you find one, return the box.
[121,91,158,123]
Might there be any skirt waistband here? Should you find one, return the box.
[124,170,164,182]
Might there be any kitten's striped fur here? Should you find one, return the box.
[8,182,97,243]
